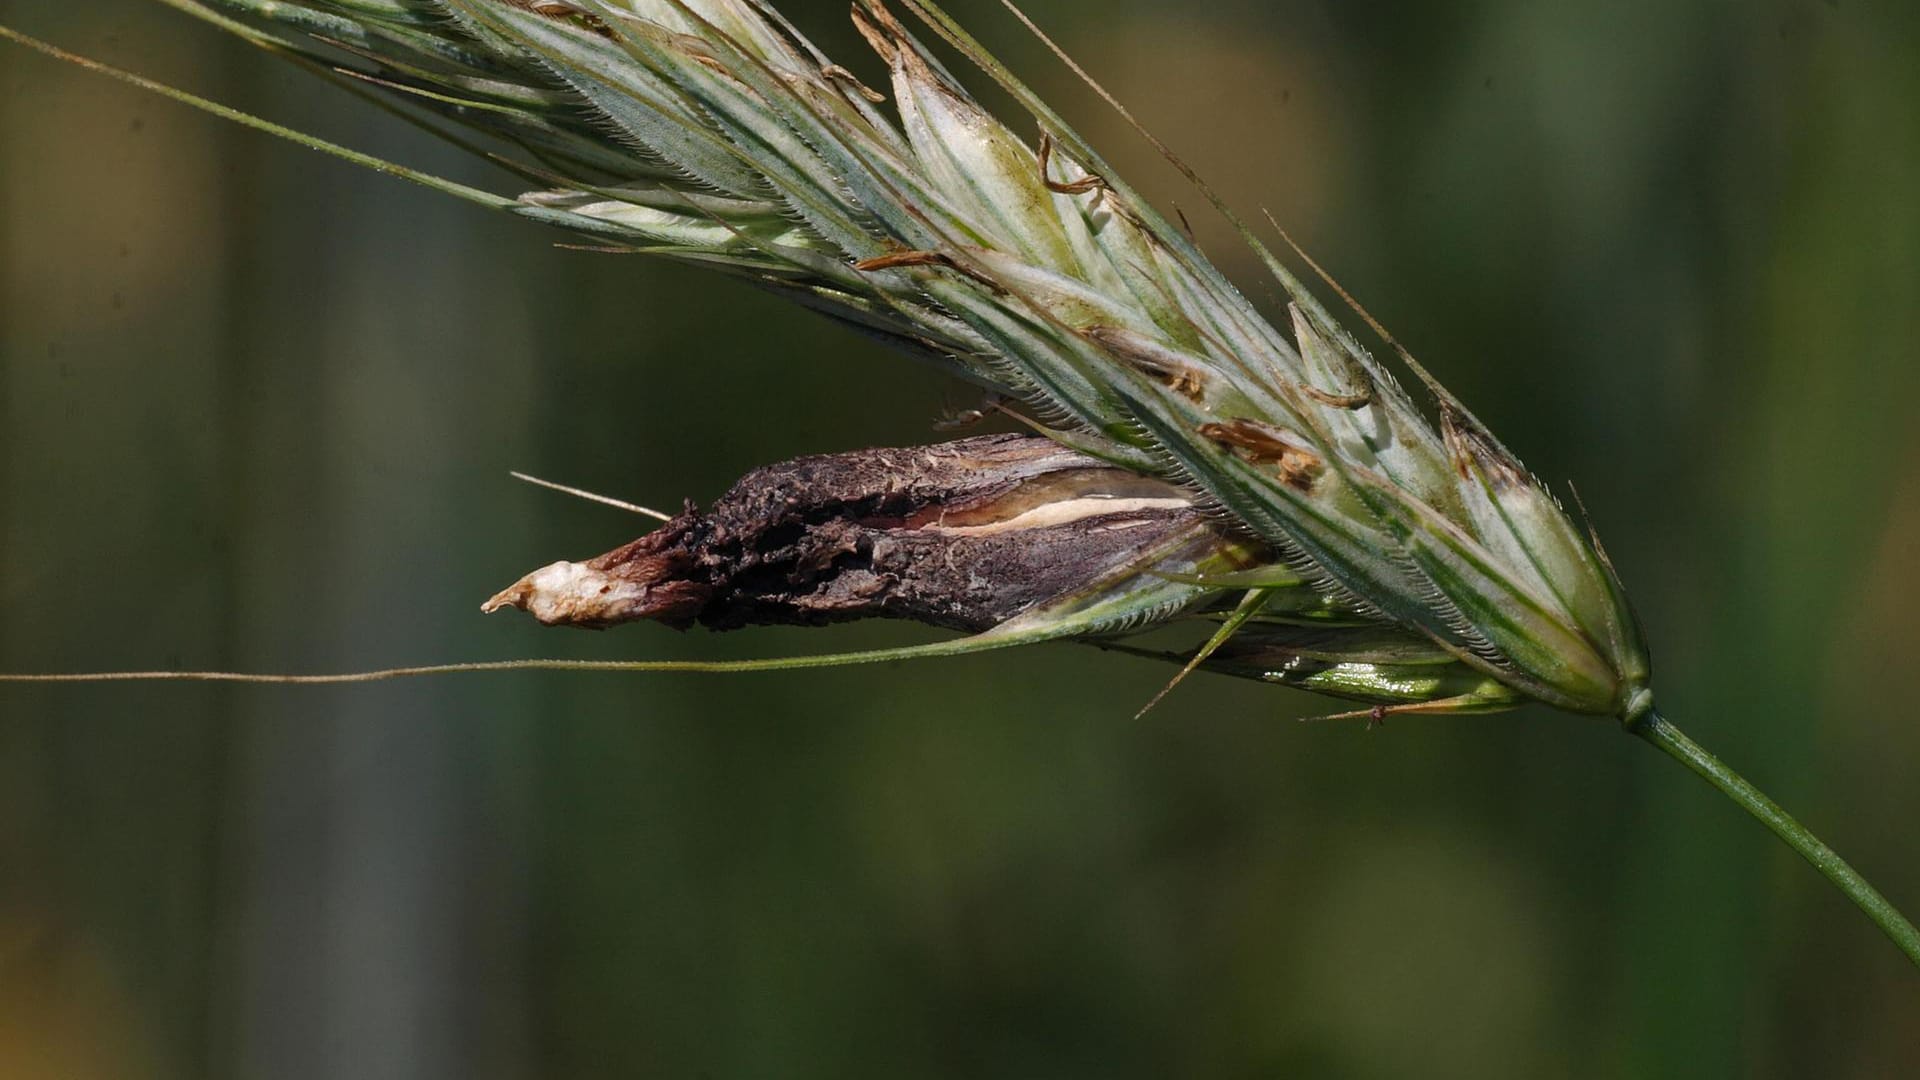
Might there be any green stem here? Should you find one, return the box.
[1634,708,1920,968]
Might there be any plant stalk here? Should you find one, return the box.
[1634,709,1920,967]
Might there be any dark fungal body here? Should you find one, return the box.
[486,434,1251,632]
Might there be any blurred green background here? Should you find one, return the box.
[3,1,1918,1076]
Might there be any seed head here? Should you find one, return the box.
[176,0,1652,720]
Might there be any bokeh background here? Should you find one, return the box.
[3,1,1918,1076]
